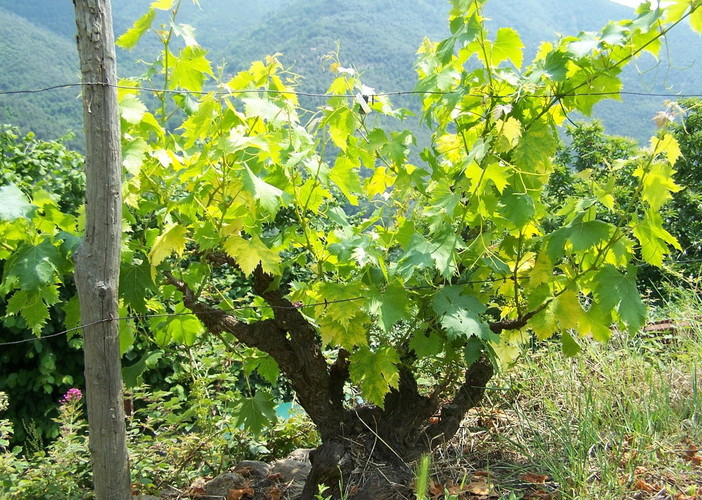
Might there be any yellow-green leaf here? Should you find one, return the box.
[491,27,524,68]
[169,46,213,92]
[119,94,147,124]
[318,315,368,350]
[631,211,680,267]
[116,9,156,50]
[650,133,682,165]
[223,235,281,276]
[635,162,682,211]
[151,0,174,10]
[149,224,188,267]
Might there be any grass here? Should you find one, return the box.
[428,292,702,499]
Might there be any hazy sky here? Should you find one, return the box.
[610,0,643,6]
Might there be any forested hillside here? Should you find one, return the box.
[0,8,82,150]
[0,0,700,146]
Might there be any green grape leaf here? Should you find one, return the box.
[567,32,599,58]
[349,346,400,408]
[2,239,60,292]
[561,330,581,357]
[119,94,147,124]
[594,265,646,333]
[554,289,584,331]
[122,351,163,388]
[6,286,59,334]
[242,97,284,124]
[466,161,510,195]
[432,286,494,341]
[567,219,611,252]
[120,258,156,313]
[499,192,535,228]
[409,330,445,357]
[247,354,280,384]
[122,137,149,177]
[119,318,135,356]
[463,336,484,366]
[491,27,524,68]
[513,119,558,174]
[318,315,368,349]
[635,162,682,211]
[368,285,408,332]
[164,305,203,346]
[0,184,33,221]
[395,234,435,279]
[233,391,277,435]
[326,107,356,151]
[330,156,362,205]
[651,133,682,165]
[542,50,569,81]
[631,211,680,267]
[116,9,156,50]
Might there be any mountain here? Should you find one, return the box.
[0,0,700,149]
[0,8,82,150]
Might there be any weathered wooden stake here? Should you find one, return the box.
[73,0,130,498]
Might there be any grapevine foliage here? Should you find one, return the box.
[1,0,701,426]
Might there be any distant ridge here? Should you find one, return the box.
[0,7,83,150]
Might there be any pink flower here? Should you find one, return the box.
[60,388,83,404]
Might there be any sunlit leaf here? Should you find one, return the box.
[148,223,188,267]
[116,9,156,50]
[0,184,33,221]
[349,346,400,408]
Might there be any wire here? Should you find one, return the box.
[1,81,702,100]
[0,296,363,347]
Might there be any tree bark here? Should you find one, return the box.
[73,0,130,498]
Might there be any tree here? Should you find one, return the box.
[2,0,701,498]
[112,1,700,496]
[666,98,702,269]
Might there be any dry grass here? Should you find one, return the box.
[426,312,702,500]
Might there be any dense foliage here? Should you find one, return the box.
[550,102,702,295]
[0,125,84,443]
[666,98,702,271]
[2,0,702,496]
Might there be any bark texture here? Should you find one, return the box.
[73,0,130,498]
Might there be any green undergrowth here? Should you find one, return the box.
[0,357,319,499]
[2,292,701,499]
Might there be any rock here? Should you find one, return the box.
[270,458,311,483]
[234,459,271,478]
[285,448,312,462]
[204,471,247,496]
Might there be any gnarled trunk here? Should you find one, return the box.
[166,266,495,499]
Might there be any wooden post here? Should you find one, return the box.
[73,0,130,498]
